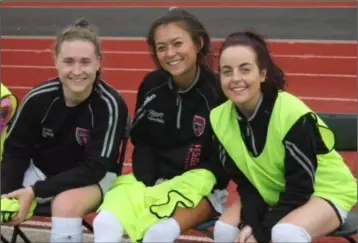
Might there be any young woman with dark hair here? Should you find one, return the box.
[93,8,229,243]
[210,31,357,243]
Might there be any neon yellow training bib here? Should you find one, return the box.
[210,91,357,211]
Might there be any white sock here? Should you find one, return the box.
[214,220,240,243]
[50,217,83,243]
[271,223,312,243]
[93,210,124,243]
[143,218,181,242]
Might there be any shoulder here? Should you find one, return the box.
[274,91,313,123]
[21,78,61,107]
[94,80,128,111]
[287,113,318,135]
[197,65,226,105]
[138,69,169,96]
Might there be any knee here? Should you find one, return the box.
[271,223,311,243]
[52,187,101,217]
[52,194,85,217]
[218,200,241,226]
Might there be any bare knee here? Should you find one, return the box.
[52,185,102,217]
[276,197,342,240]
[218,200,242,226]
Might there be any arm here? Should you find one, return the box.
[1,95,38,194]
[208,132,268,229]
[238,171,269,230]
[131,79,158,186]
[255,114,319,242]
[192,130,230,190]
[32,96,129,198]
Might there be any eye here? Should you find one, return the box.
[221,69,232,76]
[156,45,166,52]
[173,41,182,47]
[63,59,74,64]
[240,68,251,74]
[81,59,92,65]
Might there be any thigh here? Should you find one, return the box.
[172,198,213,233]
[218,200,242,226]
[278,196,341,240]
[51,184,103,218]
[51,172,117,217]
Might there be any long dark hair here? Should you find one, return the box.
[219,31,286,95]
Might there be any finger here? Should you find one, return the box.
[238,231,248,242]
[238,227,252,242]
[245,235,253,243]
[247,235,257,243]
[17,202,31,223]
[238,234,248,242]
[8,215,23,226]
[2,190,20,199]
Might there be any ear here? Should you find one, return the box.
[53,54,60,69]
[197,37,204,52]
[260,68,267,82]
[96,56,101,71]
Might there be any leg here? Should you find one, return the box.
[213,200,242,243]
[92,210,125,243]
[50,184,102,243]
[271,196,342,243]
[143,198,213,242]
[50,172,116,243]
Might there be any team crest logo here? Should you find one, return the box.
[193,115,206,137]
[75,127,89,145]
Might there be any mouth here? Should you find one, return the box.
[230,87,247,94]
[167,59,183,67]
[69,77,86,82]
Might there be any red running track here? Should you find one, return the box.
[1,37,356,170]
[1,37,357,243]
[1,37,357,115]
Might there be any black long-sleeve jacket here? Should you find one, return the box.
[1,78,129,198]
[130,64,229,190]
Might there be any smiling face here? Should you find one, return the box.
[153,22,200,86]
[55,39,100,99]
[220,45,266,111]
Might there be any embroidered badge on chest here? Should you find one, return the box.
[75,127,89,145]
[193,115,206,137]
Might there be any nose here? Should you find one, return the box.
[165,46,176,58]
[72,63,82,75]
[231,69,243,82]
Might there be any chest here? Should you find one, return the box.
[39,100,93,147]
[145,91,212,139]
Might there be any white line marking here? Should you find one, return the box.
[1,35,356,44]
[2,65,356,78]
[2,221,213,242]
[8,86,357,102]
[2,49,356,59]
